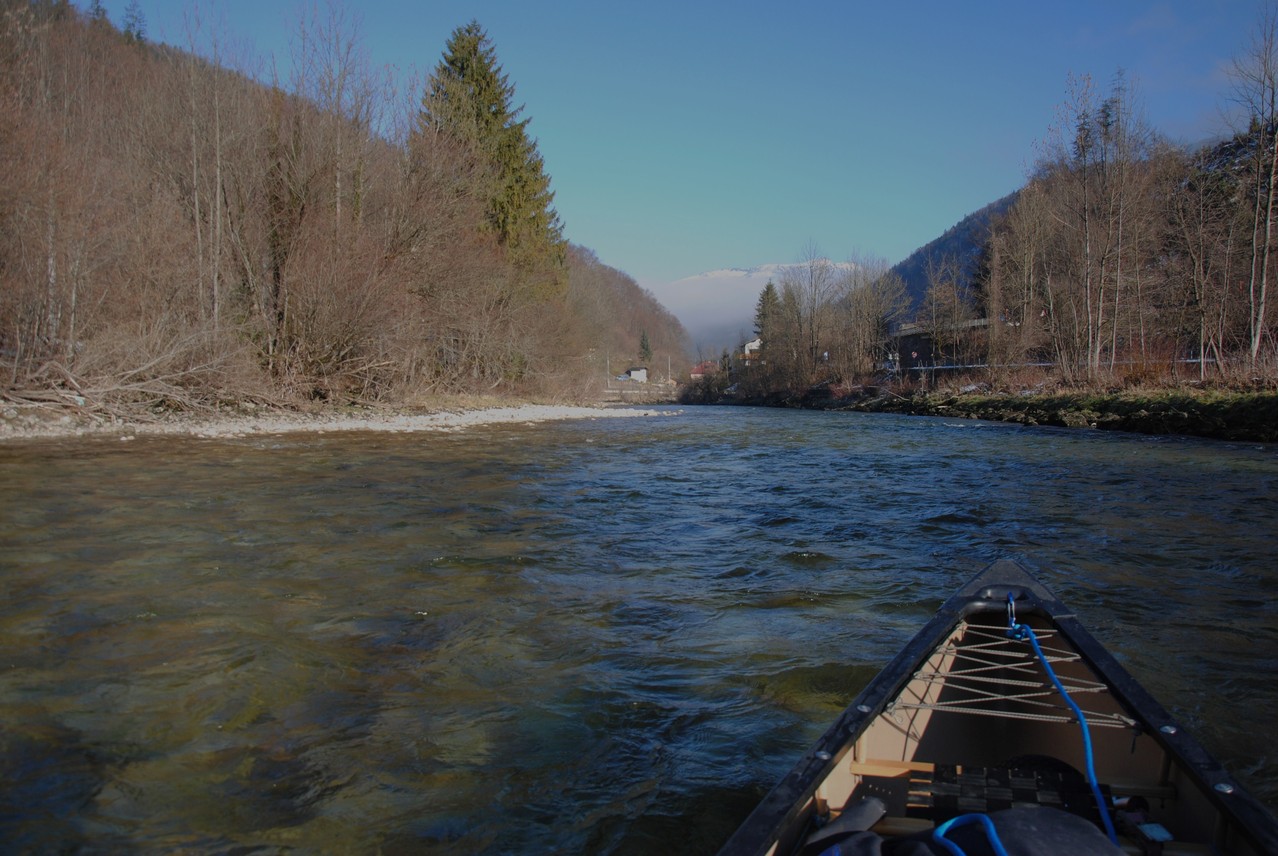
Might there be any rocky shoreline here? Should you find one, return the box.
[0,402,674,443]
[5,387,1273,445]
[834,388,1278,443]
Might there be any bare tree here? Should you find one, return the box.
[985,184,1054,374]
[778,243,839,382]
[919,254,977,368]
[1162,147,1237,378]
[1028,73,1160,380]
[1229,4,1278,369]
[832,253,907,381]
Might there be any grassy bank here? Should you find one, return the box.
[836,387,1278,443]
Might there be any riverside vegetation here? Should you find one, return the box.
[8,4,1278,443]
[836,384,1278,444]
[681,8,1278,443]
[0,5,687,425]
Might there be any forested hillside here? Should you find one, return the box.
[890,193,1017,312]
[977,72,1277,384]
[722,20,1278,404]
[0,3,687,416]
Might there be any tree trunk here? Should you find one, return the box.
[1252,127,1277,366]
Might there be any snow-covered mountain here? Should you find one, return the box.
[647,262,854,357]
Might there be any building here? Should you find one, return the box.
[689,360,720,380]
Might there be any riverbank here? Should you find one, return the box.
[0,397,674,442]
[834,387,1278,443]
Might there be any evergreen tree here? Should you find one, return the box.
[638,330,652,364]
[742,280,784,396]
[418,21,564,271]
[123,0,145,42]
[755,280,780,342]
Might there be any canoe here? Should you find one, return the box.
[717,560,1278,856]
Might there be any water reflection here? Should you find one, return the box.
[1,409,1275,852]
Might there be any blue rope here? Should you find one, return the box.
[1007,594,1121,846]
[931,812,1011,856]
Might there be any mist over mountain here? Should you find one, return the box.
[647,262,855,357]
[650,190,1020,357]
[649,192,1019,357]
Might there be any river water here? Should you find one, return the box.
[1,406,1275,853]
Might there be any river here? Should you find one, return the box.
[1,406,1275,853]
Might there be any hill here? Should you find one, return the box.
[0,5,686,414]
[889,191,1019,312]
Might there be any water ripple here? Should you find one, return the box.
[0,408,1275,851]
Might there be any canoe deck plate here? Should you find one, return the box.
[918,763,1113,827]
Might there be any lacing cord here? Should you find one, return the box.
[930,595,1121,855]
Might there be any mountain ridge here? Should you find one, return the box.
[651,192,1025,355]
[889,191,1019,311]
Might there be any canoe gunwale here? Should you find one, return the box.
[715,560,1278,856]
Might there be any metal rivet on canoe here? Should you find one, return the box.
[856,705,872,714]
[1159,725,1178,735]
[815,750,832,762]
[1215,783,1235,795]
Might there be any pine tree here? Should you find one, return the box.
[418,21,564,272]
[638,331,652,364]
[755,280,780,342]
[123,0,145,42]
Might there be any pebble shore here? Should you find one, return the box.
[0,404,674,443]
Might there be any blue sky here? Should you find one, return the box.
[103,1,1260,294]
